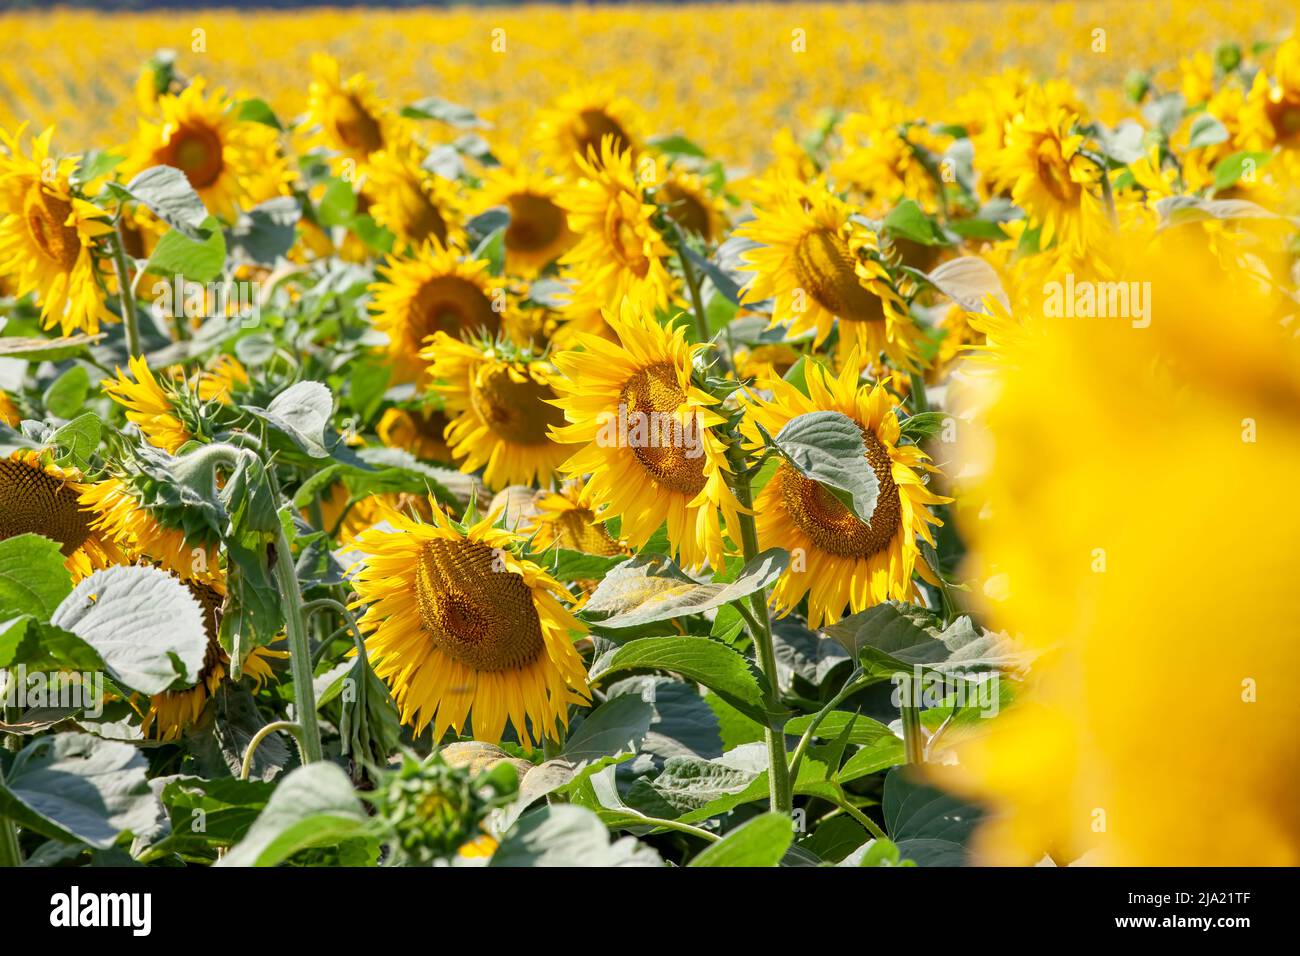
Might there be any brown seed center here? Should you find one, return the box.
[0,459,92,556]
[573,109,629,158]
[162,122,225,189]
[414,539,546,673]
[24,186,82,272]
[411,276,500,344]
[506,192,565,253]
[792,228,884,323]
[618,363,707,496]
[469,364,566,445]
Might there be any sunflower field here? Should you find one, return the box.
[0,0,1297,878]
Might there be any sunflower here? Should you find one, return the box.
[363,135,460,250]
[348,502,591,747]
[369,239,507,385]
[143,575,285,741]
[1244,36,1300,149]
[421,334,569,490]
[102,356,195,454]
[654,164,727,244]
[193,354,249,405]
[556,136,675,316]
[127,78,287,222]
[533,87,644,177]
[737,179,922,371]
[982,91,1106,253]
[77,476,221,586]
[548,300,742,571]
[741,355,948,628]
[0,389,19,427]
[0,451,124,579]
[473,165,575,276]
[377,405,452,461]
[524,479,627,559]
[0,125,113,336]
[306,53,393,167]
[829,101,951,215]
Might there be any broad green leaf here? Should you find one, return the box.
[49,413,102,470]
[50,564,209,694]
[923,256,1009,311]
[592,636,770,724]
[124,165,212,240]
[688,812,792,867]
[0,533,73,622]
[248,380,335,459]
[884,199,947,246]
[583,550,787,629]
[145,218,227,283]
[1188,113,1229,149]
[490,805,663,867]
[1210,151,1273,191]
[401,96,489,129]
[146,776,274,858]
[883,767,983,847]
[0,732,159,849]
[42,365,90,419]
[236,98,283,129]
[0,335,103,362]
[649,133,708,157]
[562,693,655,764]
[772,411,879,524]
[784,710,895,747]
[1157,193,1280,228]
[226,196,301,265]
[218,763,368,867]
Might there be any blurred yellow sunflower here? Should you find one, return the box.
[738,179,922,371]
[363,135,460,249]
[829,101,950,214]
[143,575,285,741]
[0,125,113,336]
[368,239,504,384]
[307,53,392,167]
[654,164,727,244]
[127,78,287,222]
[474,165,574,276]
[548,301,742,571]
[102,356,195,454]
[983,91,1106,253]
[1244,36,1300,148]
[556,136,674,316]
[533,87,643,176]
[0,451,123,579]
[421,334,569,490]
[377,405,452,461]
[524,479,627,559]
[349,502,591,747]
[742,355,948,628]
[0,389,19,427]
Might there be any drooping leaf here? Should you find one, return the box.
[772,411,879,524]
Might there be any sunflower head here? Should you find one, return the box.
[307,53,392,165]
[420,333,569,490]
[0,389,19,427]
[556,136,675,316]
[102,356,201,454]
[738,179,922,372]
[741,354,949,627]
[368,239,509,385]
[651,163,728,244]
[532,88,644,177]
[349,502,591,747]
[377,405,452,461]
[548,300,742,570]
[363,133,461,249]
[474,165,575,277]
[0,125,113,336]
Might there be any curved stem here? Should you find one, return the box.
[110,224,141,358]
[725,441,793,815]
[834,795,888,841]
[787,669,866,781]
[240,721,304,780]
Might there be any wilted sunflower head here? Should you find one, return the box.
[556,136,675,316]
[368,239,506,385]
[738,179,922,372]
[548,300,742,570]
[0,125,114,336]
[362,134,461,249]
[474,165,575,277]
[421,333,569,490]
[102,356,201,454]
[741,353,949,628]
[349,502,591,747]
[532,87,644,177]
[307,52,391,165]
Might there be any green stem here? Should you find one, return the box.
[834,796,888,841]
[726,442,793,815]
[676,238,712,350]
[908,371,929,415]
[273,520,323,764]
[0,759,20,867]
[110,223,142,358]
[240,721,304,780]
[901,696,925,765]
[788,670,866,781]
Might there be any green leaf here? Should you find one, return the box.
[1157,193,1280,228]
[784,710,895,747]
[50,564,209,694]
[593,636,771,725]
[490,805,663,867]
[49,413,102,470]
[145,217,227,283]
[218,763,368,867]
[772,410,879,524]
[401,96,489,129]
[883,767,983,849]
[1210,151,1274,192]
[0,335,103,362]
[1188,113,1229,150]
[248,380,336,459]
[583,551,787,629]
[317,178,358,228]
[0,732,158,849]
[124,165,212,240]
[547,549,628,583]
[236,98,283,130]
[688,812,792,867]
[226,196,300,265]
[148,776,274,858]
[0,533,73,622]
[562,694,655,764]
[922,256,1009,311]
[899,410,947,442]
[42,365,90,419]
[472,225,506,276]
[649,133,708,158]
[884,199,947,246]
